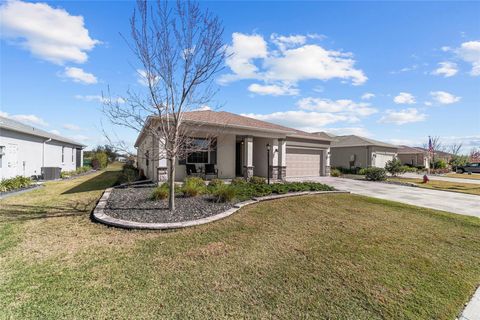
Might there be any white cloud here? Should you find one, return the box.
[430,91,461,105]
[361,92,375,100]
[390,65,418,74]
[248,83,299,96]
[63,67,97,84]
[379,108,426,125]
[297,97,377,116]
[432,61,458,77]
[325,127,372,137]
[49,129,61,135]
[62,123,80,131]
[424,101,432,106]
[75,94,125,104]
[0,111,49,127]
[193,105,211,111]
[441,46,451,52]
[456,41,480,76]
[270,33,306,51]
[0,0,99,64]
[393,92,416,104]
[219,32,367,87]
[386,138,417,146]
[242,110,350,132]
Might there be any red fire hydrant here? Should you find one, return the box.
[423,174,429,184]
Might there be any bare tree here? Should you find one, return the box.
[449,142,463,156]
[103,0,226,211]
[422,136,443,170]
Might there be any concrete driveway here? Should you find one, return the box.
[288,176,480,218]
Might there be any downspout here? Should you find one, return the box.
[42,138,51,167]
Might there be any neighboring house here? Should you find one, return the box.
[326,135,398,169]
[135,110,333,182]
[397,145,430,168]
[0,116,85,179]
[416,147,453,164]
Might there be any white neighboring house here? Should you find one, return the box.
[0,116,85,180]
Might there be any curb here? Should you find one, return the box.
[0,184,44,200]
[92,189,349,230]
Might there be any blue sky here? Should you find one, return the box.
[1,0,479,152]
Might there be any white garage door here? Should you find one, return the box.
[286,148,322,177]
[374,153,394,169]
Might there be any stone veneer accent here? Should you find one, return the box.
[270,166,279,180]
[325,166,331,176]
[277,166,287,181]
[243,166,254,179]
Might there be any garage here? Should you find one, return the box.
[374,153,395,169]
[286,148,322,177]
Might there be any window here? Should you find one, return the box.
[184,138,216,164]
[62,147,65,163]
[187,151,209,163]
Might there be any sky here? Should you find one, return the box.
[1,0,479,153]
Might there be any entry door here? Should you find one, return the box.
[286,148,322,177]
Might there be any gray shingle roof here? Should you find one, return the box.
[331,135,398,149]
[0,116,86,147]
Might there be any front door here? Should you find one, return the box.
[235,142,242,176]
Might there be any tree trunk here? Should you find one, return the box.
[168,156,176,211]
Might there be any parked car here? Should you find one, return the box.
[456,163,480,174]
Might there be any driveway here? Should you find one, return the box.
[402,172,480,185]
[288,176,480,218]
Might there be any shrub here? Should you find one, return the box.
[213,185,237,202]
[385,159,406,176]
[151,183,169,200]
[0,176,33,192]
[208,178,224,189]
[91,151,108,169]
[76,166,91,174]
[270,183,290,194]
[433,159,448,169]
[358,168,367,175]
[364,167,387,181]
[181,177,206,197]
[330,168,341,177]
[231,177,247,185]
[401,166,417,173]
[249,176,266,185]
[334,167,362,175]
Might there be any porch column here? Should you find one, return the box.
[277,139,287,180]
[324,147,331,176]
[243,136,254,179]
[270,138,279,180]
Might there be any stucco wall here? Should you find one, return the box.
[216,134,235,178]
[0,128,81,179]
[330,146,368,168]
[253,137,270,177]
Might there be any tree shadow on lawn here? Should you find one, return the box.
[0,201,96,223]
[61,170,121,195]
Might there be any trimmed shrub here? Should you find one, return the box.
[181,177,206,197]
[208,178,224,189]
[151,183,169,200]
[213,185,237,202]
[385,159,406,176]
[231,177,247,185]
[0,176,33,192]
[433,159,448,169]
[249,176,266,185]
[330,168,341,177]
[270,183,290,194]
[364,167,387,181]
[358,168,367,175]
[335,167,362,175]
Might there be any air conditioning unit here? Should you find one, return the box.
[41,167,61,180]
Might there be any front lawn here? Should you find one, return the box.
[388,177,480,196]
[1,167,479,319]
[446,173,480,180]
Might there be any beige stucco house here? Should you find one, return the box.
[397,145,430,168]
[135,110,332,182]
[326,135,398,169]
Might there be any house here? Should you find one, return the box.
[0,116,85,179]
[397,145,430,168]
[325,134,398,169]
[134,110,333,182]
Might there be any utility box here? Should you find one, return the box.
[41,167,61,180]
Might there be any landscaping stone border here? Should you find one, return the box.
[92,188,349,230]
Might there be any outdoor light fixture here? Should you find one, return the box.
[266,143,271,184]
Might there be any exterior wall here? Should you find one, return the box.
[0,128,82,179]
[398,153,429,168]
[253,137,270,177]
[330,146,368,168]
[137,134,156,181]
[216,134,235,178]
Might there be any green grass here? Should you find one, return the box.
[0,165,479,319]
[389,177,480,196]
[446,173,480,180]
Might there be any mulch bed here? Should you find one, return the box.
[104,186,234,223]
